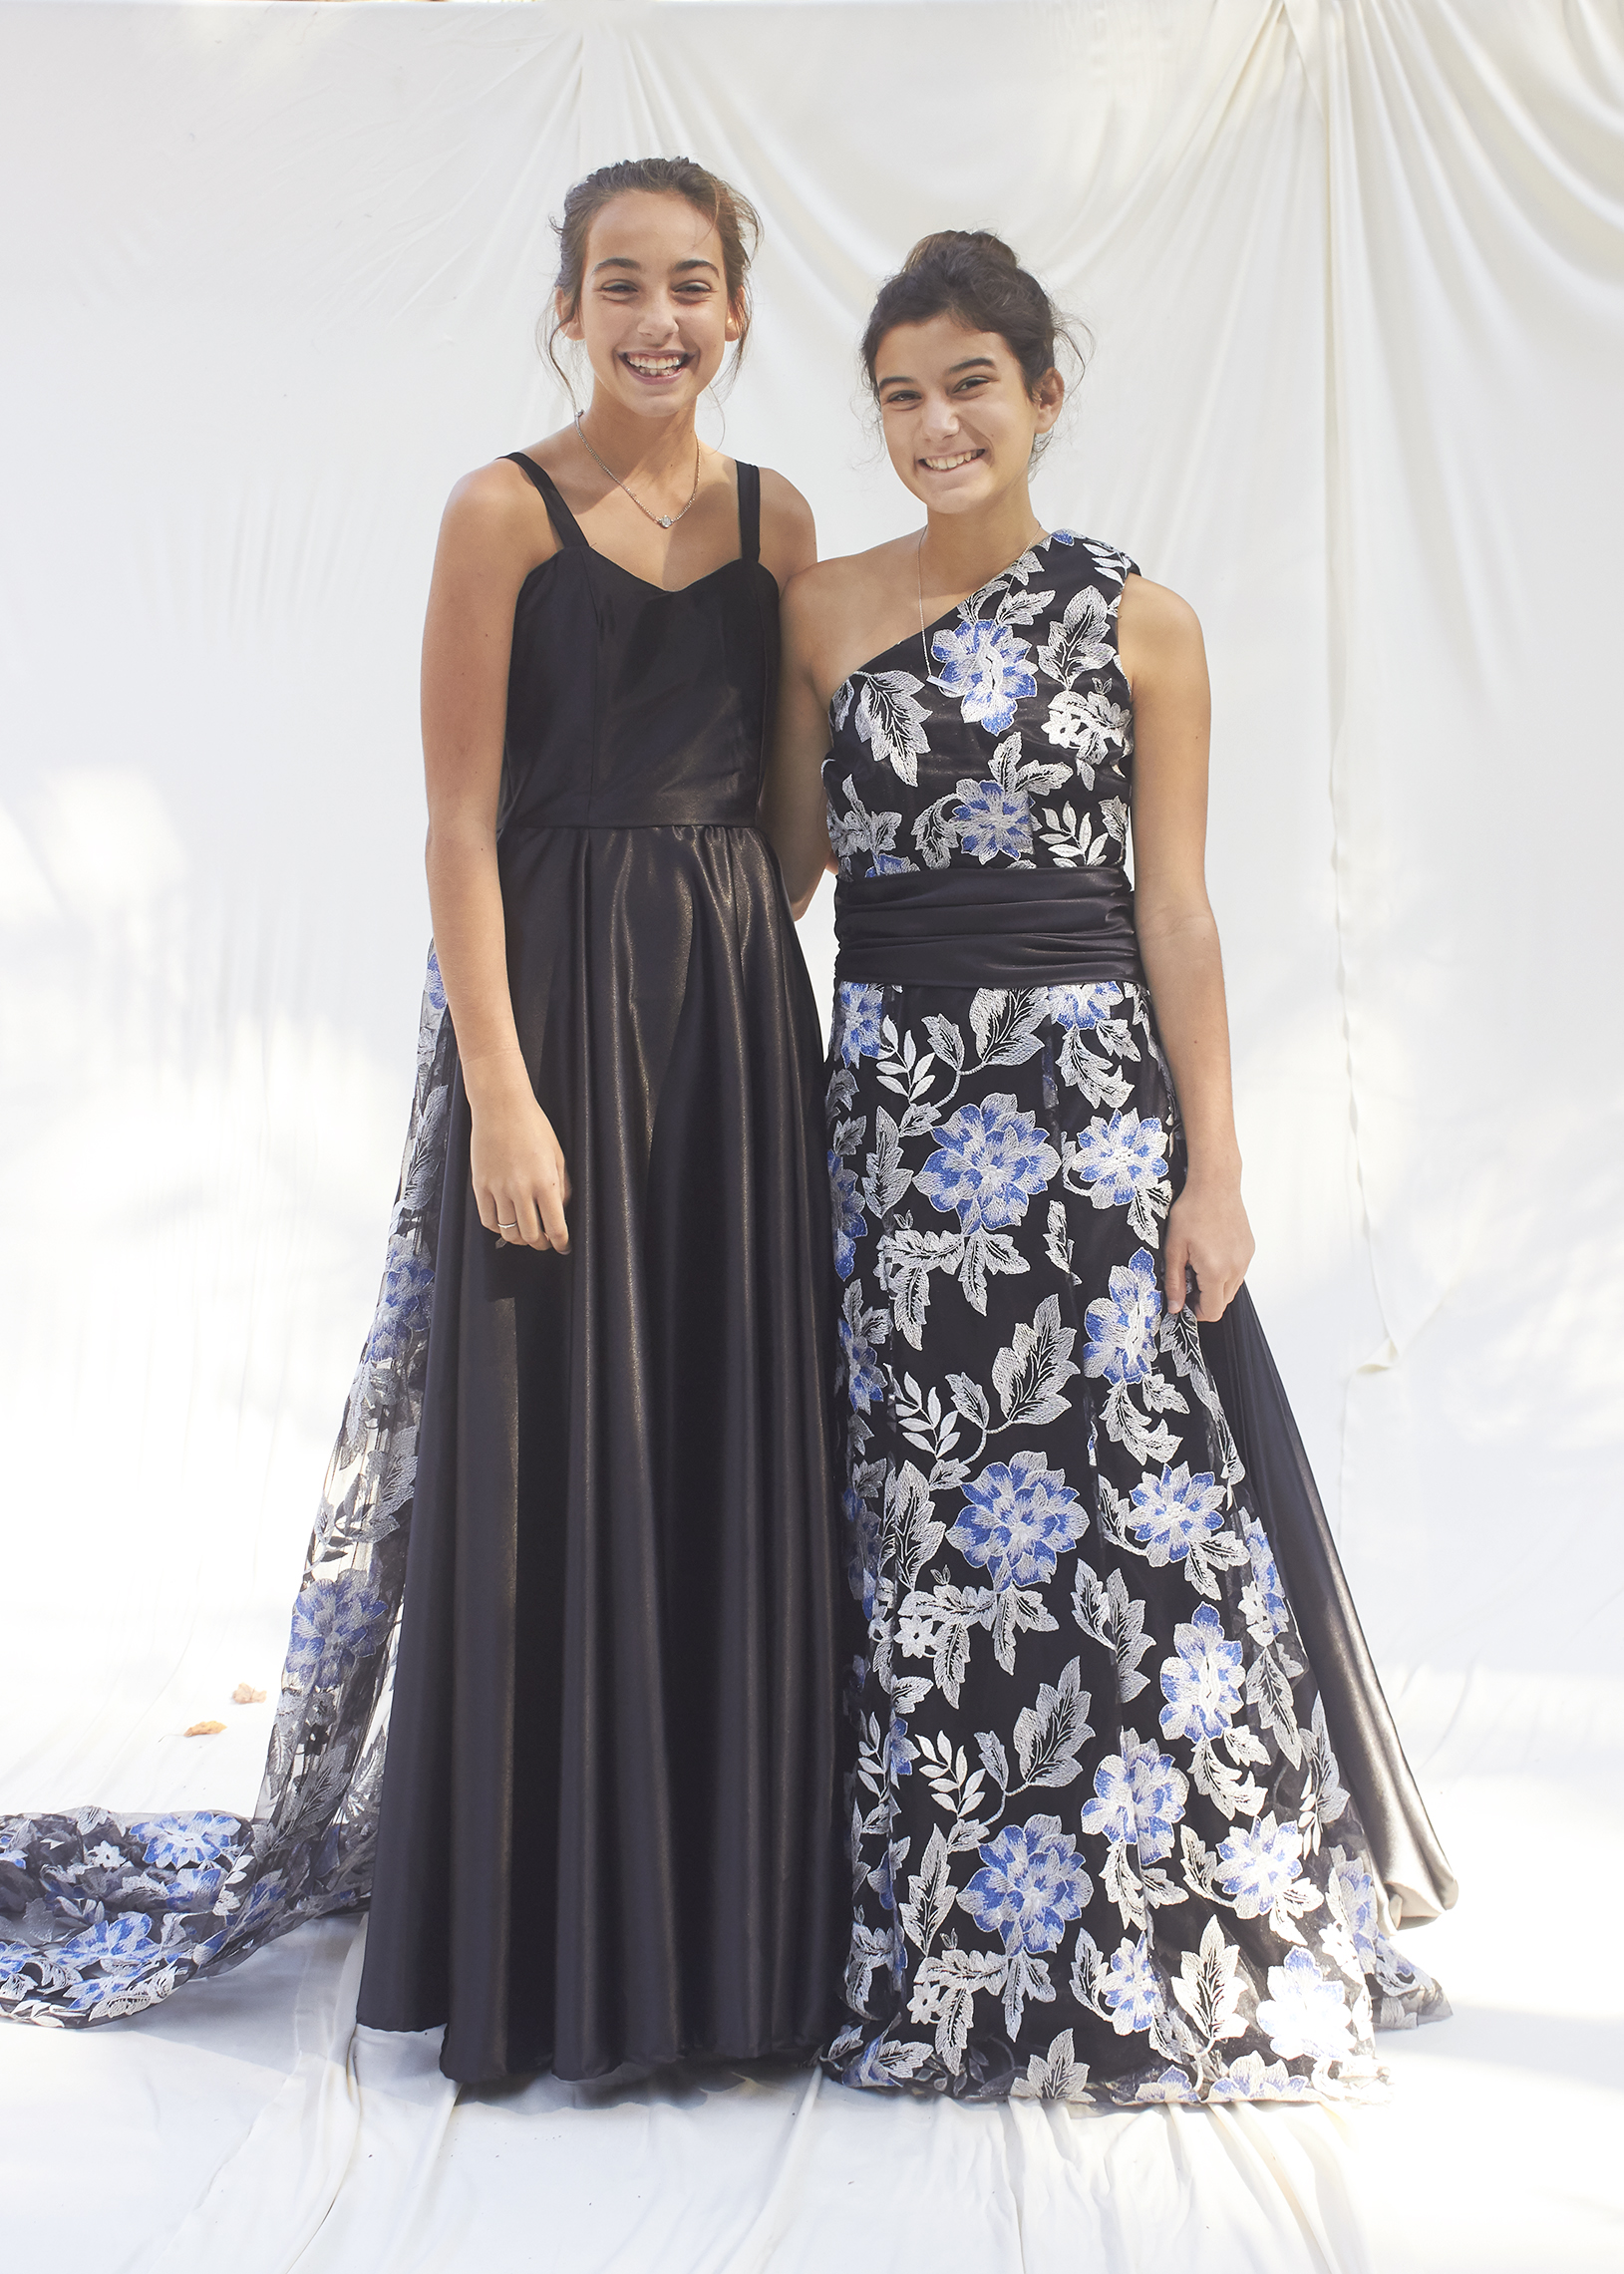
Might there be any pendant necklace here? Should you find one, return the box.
[575,411,702,530]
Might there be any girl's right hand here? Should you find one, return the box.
[470,1081,571,1252]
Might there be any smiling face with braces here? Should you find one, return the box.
[557,188,742,423]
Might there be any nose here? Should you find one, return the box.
[920,397,960,446]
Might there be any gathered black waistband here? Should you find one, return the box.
[833,864,1142,987]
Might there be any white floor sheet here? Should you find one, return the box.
[2,2,1622,2268]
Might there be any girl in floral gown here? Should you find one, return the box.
[765,230,1455,2104]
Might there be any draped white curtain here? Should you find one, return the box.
[2,4,1620,2268]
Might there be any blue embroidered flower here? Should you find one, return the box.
[1256,1947,1357,2065]
[949,1454,1087,1591]
[952,780,1032,862]
[1216,1814,1304,1917]
[128,1811,242,1869]
[1083,1249,1161,1386]
[1329,1846,1380,1969]
[1103,1932,1163,2034]
[915,1095,1060,1234]
[1208,2053,1315,2101]
[284,1570,391,1692]
[959,1814,1091,1953]
[368,1241,436,1364]
[828,1153,864,1279]
[1046,983,1123,1031]
[425,948,447,1015]
[1241,1511,1290,1640]
[835,982,886,1066]
[1070,1110,1168,1210]
[160,1865,225,1912]
[843,1482,883,1617]
[57,1914,154,1974]
[839,1282,887,1414]
[930,618,1037,734]
[1080,1737,1188,1864]
[1129,1462,1226,1564]
[1158,1603,1244,1742]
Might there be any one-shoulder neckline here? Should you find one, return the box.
[827,529,1074,716]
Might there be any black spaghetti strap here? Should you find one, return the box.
[736,462,762,565]
[504,453,588,549]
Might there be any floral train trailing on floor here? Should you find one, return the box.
[0,957,453,2025]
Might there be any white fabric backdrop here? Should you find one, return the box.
[1,3,1620,2268]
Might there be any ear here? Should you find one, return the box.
[1032,365,1065,433]
[556,285,584,344]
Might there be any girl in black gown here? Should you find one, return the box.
[0,159,843,2081]
[353,162,844,2082]
[766,232,1454,2103]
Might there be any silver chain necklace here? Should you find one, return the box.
[574,411,702,531]
[915,528,938,684]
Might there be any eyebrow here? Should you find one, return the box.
[876,355,998,386]
[590,255,721,276]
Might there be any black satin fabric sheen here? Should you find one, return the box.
[834,865,1143,987]
[357,461,844,2083]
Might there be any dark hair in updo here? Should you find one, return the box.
[544,156,761,392]
[860,229,1083,407]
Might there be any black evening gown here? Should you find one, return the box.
[355,459,843,2083]
[817,530,1453,2103]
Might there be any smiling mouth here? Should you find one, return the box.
[622,352,691,380]
[919,448,985,472]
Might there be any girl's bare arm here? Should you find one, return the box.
[1120,574,1254,1321]
[422,466,570,1252]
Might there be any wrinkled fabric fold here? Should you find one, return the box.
[834,864,1142,986]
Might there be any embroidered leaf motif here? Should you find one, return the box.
[992,1294,1081,1430]
[862,1109,912,1218]
[899,1824,955,1954]
[1246,1647,1304,1767]
[852,670,931,785]
[968,989,1048,1068]
[1071,1563,1154,1703]
[1037,584,1114,687]
[958,1228,1029,1315]
[945,1372,990,1431]
[1013,1656,1093,1786]
[975,1729,1011,1793]
[1011,2028,1092,2102]
[1172,1915,1249,2043]
[989,1584,1059,1675]
[886,1462,946,1590]
[1002,1947,1055,2037]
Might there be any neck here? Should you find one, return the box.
[920,485,1045,596]
[577,391,700,484]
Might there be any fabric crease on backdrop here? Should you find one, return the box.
[0,0,1620,2266]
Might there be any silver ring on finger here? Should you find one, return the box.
[496,1219,519,1232]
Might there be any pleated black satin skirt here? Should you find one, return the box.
[357,822,845,2083]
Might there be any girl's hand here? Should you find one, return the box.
[470,1081,571,1253]
[1164,1173,1253,1322]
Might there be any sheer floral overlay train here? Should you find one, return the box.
[0,958,455,2024]
[819,530,1455,2105]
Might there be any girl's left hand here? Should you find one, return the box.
[1164,1174,1255,1322]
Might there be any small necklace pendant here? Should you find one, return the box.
[658,514,673,529]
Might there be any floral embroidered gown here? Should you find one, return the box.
[819,530,1454,2104]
